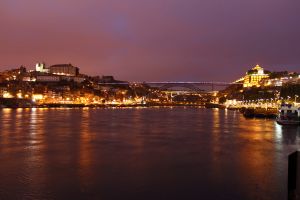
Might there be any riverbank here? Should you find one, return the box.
[0,99,281,120]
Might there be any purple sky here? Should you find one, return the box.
[1,0,300,81]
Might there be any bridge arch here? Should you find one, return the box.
[159,83,204,92]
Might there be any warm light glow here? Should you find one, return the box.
[3,91,13,98]
[32,94,44,101]
[242,64,269,88]
[17,92,22,99]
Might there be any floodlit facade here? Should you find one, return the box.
[49,64,79,76]
[243,65,269,88]
[35,63,50,73]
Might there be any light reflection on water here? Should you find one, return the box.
[0,107,300,200]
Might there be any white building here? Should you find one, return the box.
[35,63,50,73]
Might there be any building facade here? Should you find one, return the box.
[35,63,50,73]
[49,64,79,76]
[243,65,269,88]
[36,75,60,82]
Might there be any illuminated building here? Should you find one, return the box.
[23,76,37,82]
[262,78,283,87]
[243,65,269,88]
[32,94,44,102]
[35,63,50,73]
[23,74,85,83]
[36,63,81,77]
[49,64,79,76]
[36,75,60,82]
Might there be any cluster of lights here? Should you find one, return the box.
[224,95,300,109]
[2,91,13,98]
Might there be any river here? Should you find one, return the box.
[0,107,299,199]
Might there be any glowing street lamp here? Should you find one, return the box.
[17,92,22,99]
[295,95,299,103]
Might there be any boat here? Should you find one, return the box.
[276,104,300,125]
[242,107,278,119]
[265,107,278,118]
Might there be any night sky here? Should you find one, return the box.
[1,0,300,81]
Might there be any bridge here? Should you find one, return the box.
[98,81,241,92]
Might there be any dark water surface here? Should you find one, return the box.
[0,107,300,200]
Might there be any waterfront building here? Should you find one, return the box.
[49,64,79,76]
[243,65,269,88]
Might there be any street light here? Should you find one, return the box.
[295,95,299,103]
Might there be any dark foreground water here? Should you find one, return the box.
[0,107,300,200]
